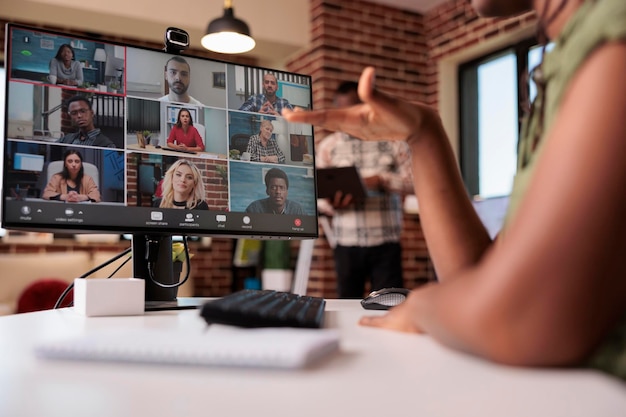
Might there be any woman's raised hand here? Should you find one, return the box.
[282,67,438,144]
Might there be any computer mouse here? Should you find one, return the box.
[361,288,410,310]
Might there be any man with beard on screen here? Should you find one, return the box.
[159,56,204,106]
[239,73,294,115]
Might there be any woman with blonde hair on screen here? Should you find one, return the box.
[153,159,208,210]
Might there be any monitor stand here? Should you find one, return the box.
[132,233,204,311]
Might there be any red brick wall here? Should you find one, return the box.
[284,0,537,298]
[424,0,536,108]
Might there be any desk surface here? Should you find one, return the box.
[1,300,624,417]
[126,144,226,159]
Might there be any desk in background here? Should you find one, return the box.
[0,300,624,417]
[126,144,226,160]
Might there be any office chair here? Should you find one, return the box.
[230,134,250,154]
[194,123,206,150]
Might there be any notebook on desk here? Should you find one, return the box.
[34,326,340,369]
[144,298,205,311]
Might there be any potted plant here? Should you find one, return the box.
[142,130,152,145]
[229,149,241,160]
[108,81,120,94]
[261,240,293,292]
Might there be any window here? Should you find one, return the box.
[1,65,5,237]
[459,39,540,198]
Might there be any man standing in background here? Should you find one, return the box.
[316,81,413,298]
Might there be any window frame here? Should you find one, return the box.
[458,37,537,197]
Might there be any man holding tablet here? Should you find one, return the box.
[316,81,413,298]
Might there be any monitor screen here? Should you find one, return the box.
[14,152,45,172]
[2,24,318,241]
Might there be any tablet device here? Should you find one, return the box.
[316,166,367,204]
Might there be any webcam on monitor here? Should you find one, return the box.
[164,27,189,54]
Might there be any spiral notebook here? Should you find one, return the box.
[34,326,340,369]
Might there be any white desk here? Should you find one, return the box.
[1,300,624,417]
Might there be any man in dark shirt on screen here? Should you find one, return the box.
[245,168,306,215]
[57,96,116,148]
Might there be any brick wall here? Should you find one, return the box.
[1,1,537,299]
[284,0,537,298]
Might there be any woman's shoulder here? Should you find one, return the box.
[195,200,209,210]
[49,172,63,180]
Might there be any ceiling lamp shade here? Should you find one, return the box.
[201,0,256,54]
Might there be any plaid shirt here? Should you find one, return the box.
[246,134,286,163]
[238,94,294,114]
[316,132,413,247]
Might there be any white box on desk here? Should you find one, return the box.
[74,278,144,317]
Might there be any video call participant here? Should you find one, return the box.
[56,96,116,148]
[42,149,101,202]
[153,159,209,210]
[239,73,294,115]
[49,44,83,87]
[159,56,204,106]
[167,108,205,152]
[246,120,285,163]
[245,167,306,215]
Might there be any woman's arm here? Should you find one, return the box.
[284,67,491,280]
[246,136,260,162]
[49,59,58,82]
[273,139,285,163]
[166,127,180,149]
[41,174,64,200]
[74,61,83,85]
[362,42,626,366]
[187,127,205,152]
[82,176,101,202]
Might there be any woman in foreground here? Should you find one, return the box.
[283,0,626,378]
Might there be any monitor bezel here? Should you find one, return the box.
[2,23,319,241]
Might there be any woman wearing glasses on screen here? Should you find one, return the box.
[42,150,101,203]
[49,44,84,87]
[153,159,209,210]
[283,0,626,379]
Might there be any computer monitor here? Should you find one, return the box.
[2,24,318,304]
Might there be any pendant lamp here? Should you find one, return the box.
[201,0,256,54]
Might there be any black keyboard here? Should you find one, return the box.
[200,289,326,329]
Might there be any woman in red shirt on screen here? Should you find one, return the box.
[166,108,205,152]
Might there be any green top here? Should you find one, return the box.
[505,0,626,379]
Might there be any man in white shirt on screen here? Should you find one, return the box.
[159,56,203,106]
